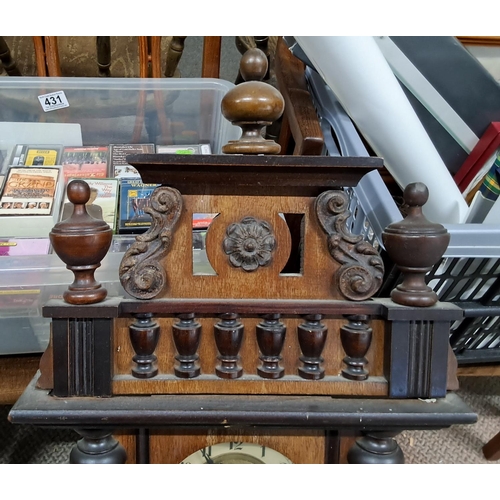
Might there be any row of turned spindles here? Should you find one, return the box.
[128,313,373,381]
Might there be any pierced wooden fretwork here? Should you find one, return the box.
[297,314,328,380]
[256,313,286,379]
[223,216,276,272]
[315,189,384,301]
[340,315,372,381]
[119,186,182,300]
[129,313,160,379]
[214,313,244,379]
[172,313,202,378]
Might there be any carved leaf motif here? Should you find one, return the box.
[119,186,183,299]
[315,190,384,301]
[223,216,276,272]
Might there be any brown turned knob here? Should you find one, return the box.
[221,48,284,155]
[382,182,450,307]
[50,179,113,305]
[240,47,268,82]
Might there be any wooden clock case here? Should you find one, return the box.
[8,48,476,464]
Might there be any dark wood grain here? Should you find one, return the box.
[10,377,477,429]
[274,37,324,155]
[126,154,383,196]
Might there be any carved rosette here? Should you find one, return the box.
[315,190,384,301]
[223,216,276,272]
[119,186,182,299]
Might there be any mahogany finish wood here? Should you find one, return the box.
[43,37,62,76]
[126,154,384,195]
[49,180,113,305]
[32,36,48,76]
[172,313,202,378]
[201,37,222,79]
[297,314,328,380]
[274,37,324,156]
[256,313,286,379]
[238,47,268,82]
[129,313,160,379]
[214,313,244,379]
[382,183,450,307]
[8,69,476,464]
[220,44,283,155]
[340,315,373,381]
[221,83,284,154]
[31,36,62,77]
[235,37,271,84]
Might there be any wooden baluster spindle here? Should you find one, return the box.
[172,313,202,378]
[256,313,286,379]
[297,314,328,380]
[340,315,372,381]
[214,313,244,379]
[129,313,160,379]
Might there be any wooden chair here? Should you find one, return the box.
[1,36,223,79]
[0,36,55,77]
[22,36,222,79]
[8,68,476,464]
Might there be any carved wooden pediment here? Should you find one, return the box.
[118,155,385,302]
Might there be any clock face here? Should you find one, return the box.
[180,441,293,464]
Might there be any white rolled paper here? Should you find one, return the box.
[294,36,469,224]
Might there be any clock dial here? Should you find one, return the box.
[180,441,293,464]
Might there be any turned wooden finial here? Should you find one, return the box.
[221,47,284,154]
[382,182,450,307]
[50,179,113,305]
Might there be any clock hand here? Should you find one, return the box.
[201,448,215,464]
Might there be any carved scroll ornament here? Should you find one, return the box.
[315,190,384,301]
[119,186,182,299]
[223,216,276,272]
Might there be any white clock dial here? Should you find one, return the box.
[180,441,293,464]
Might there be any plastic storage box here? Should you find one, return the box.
[0,76,239,354]
[0,77,239,155]
[304,67,500,366]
